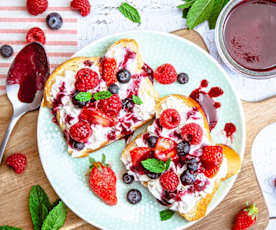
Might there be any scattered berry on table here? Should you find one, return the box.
[146,172,161,179]
[154,137,177,162]
[122,173,134,184]
[71,140,85,150]
[146,135,158,148]
[122,98,134,111]
[159,109,181,129]
[26,27,46,45]
[180,170,196,185]
[177,73,189,84]
[108,84,119,94]
[100,57,117,86]
[27,0,48,16]
[98,94,122,117]
[69,121,92,143]
[0,45,13,58]
[177,141,190,156]
[71,0,91,16]
[154,64,177,84]
[46,12,63,30]
[181,123,203,145]
[232,203,258,230]
[117,69,131,83]
[127,189,142,204]
[88,155,117,206]
[160,170,179,192]
[75,68,100,92]
[6,153,27,174]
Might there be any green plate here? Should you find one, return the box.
[37,31,245,230]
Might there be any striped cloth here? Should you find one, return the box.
[0,0,78,95]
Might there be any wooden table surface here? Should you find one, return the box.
[0,30,269,230]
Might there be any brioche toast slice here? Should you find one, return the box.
[43,39,159,158]
[121,95,241,221]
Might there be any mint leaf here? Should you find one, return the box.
[177,0,196,9]
[29,185,52,230]
[93,91,112,100]
[182,8,190,18]
[208,0,229,29]
[132,95,143,105]
[160,209,175,221]
[41,201,67,230]
[75,92,92,102]
[186,0,215,29]
[119,2,141,24]
[141,158,166,173]
[51,199,61,210]
[0,226,22,230]
[165,158,171,171]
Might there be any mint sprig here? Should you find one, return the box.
[119,2,141,24]
[0,226,22,230]
[141,158,171,174]
[208,0,229,29]
[75,92,92,102]
[160,209,175,221]
[93,91,112,100]
[132,95,143,105]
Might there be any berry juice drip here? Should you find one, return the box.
[120,49,136,69]
[7,42,49,103]
[190,80,224,131]
[224,122,236,143]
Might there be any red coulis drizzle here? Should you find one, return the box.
[120,49,136,69]
[224,122,236,142]
[7,42,49,103]
[190,80,224,131]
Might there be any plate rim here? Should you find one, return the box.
[37,30,246,230]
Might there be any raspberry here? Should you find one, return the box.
[71,0,91,17]
[98,95,122,117]
[201,146,223,168]
[26,27,46,45]
[160,170,179,192]
[100,57,117,86]
[159,109,181,129]
[181,123,203,145]
[69,121,92,143]
[75,68,100,92]
[154,64,177,84]
[27,0,48,16]
[6,153,27,174]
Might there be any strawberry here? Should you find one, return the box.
[98,95,122,117]
[159,109,181,129]
[181,123,203,145]
[6,153,27,174]
[154,137,177,162]
[79,108,117,127]
[75,68,100,91]
[130,147,153,167]
[71,0,91,17]
[26,27,46,45]
[100,57,117,86]
[69,121,92,143]
[233,203,258,230]
[153,64,177,84]
[160,170,179,192]
[88,154,117,206]
[27,0,48,16]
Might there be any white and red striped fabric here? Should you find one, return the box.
[0,0,79,95]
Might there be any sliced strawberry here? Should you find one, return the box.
[154,137,177,162]
[130,147,153,167]
[79,107,117,127]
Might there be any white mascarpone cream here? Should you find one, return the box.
[121,96,228,214]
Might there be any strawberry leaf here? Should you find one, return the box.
[208,0,229,29]
[160,209,175,221]
[141,158,166,173]
[119,2,141,24]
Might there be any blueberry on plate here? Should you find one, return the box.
[187,162,199,172]
[127,189,142,204]
[46,12,63,30]
[147,136,158,148]
[177,141,190,156]
[180,170,196,185]
[146,172,161,179]
[71,140,85,150]
[72,91,89,108]
[177,73,189,84]
[0,44,13,58]
[117,69,131,83]
[122,173,134,184]
[122,98,134,111]
[108,84,119,94]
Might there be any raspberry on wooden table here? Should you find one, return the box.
[27,0,48,16]
[6,153,27,174]
[26,27,46,45]
[154,64,177,84]
[71,0,91,17]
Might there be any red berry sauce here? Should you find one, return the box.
[119,49,136,69]
[7,42,49,103]
[224,122,236,143]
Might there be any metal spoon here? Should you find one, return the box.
[0,42,49,163]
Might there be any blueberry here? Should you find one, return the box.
[72,140,85,150]
[72,91,89,108]
[117,69,131,83]
[108,84,119,94]
[147,136,158,148]
[146,172,161,179]
[122,173,134,184]
[177,73,189,84]
[177,141,190,156]
[46,12,63,30]
[122,98,134,111]
[187,163,199,172]
[127,189,142,204]
[0,45,13,58]
[180,170,196,185]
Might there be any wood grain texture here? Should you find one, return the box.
[0,29,269,230]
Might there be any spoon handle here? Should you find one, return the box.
[0,113,22,164]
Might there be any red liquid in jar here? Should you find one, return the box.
[7,42,49,103]
[223,0,276,71]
